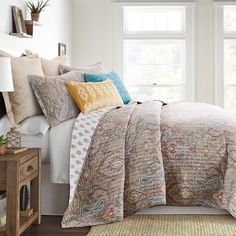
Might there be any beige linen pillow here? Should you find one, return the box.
[2,57,44,125]
[40,56,69,76]
[25,50,69,76]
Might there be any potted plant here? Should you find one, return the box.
[0,135,7,155]
[25,0,50,22]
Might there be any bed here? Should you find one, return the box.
[0,48,234,227]
[0,104,230,217]
[1,102,231,216]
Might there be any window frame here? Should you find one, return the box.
[215,2,236,111]
[114,2,196,102]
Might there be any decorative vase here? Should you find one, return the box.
[31,13,40,22]
[0,144,7,155]
[6,127,21,149]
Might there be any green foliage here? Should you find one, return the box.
[0,135,7,146]
[26,0,50,13]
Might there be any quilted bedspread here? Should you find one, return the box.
[62,102,236,228]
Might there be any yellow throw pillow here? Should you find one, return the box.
[66,79,124,113]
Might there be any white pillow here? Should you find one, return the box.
[0,115,50,135]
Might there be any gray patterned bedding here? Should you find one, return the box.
[62,102,236,228]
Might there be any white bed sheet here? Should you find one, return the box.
[50,118,76,184]
[23,133,50,163]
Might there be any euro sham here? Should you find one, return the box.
[25,50,69,76]
[2,56,44,125]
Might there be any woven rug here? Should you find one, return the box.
[87,215,236,236]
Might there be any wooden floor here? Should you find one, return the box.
[22,216,91,236]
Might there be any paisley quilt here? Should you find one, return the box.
[62,102,236,228]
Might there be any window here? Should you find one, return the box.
[215,4,236,115]
[115,3,195,102]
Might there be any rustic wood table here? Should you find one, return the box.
[0,148,41,236]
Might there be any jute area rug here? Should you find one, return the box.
[87,215,236,236]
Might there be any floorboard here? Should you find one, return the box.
[22,216,91,236]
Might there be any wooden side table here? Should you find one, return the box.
[0,148,41,236]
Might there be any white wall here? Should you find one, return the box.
[72,0,215,104]
[0,0,73,60]
[195,0,214,104]
[72,0,114,70]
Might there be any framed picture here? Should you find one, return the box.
[58,43,67,56]
[12,6,27,34]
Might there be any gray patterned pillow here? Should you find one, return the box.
[29,71,84,127]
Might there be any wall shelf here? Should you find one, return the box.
[9,33,32,38]
[31,21,43,27]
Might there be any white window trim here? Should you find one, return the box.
[214,2,236,108]
[113,1,196,7]
[114,2,196,102]
[214,5,224,107]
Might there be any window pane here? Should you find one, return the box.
[225,40,236,84]
[224,6,236,32]
[125,7,185,32]
[129,86,183,102]
[225,87,236,115]
[124,40,185,86]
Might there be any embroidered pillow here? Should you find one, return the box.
[66,80,124,113]
[85,71,131,104]
[59,62,105,76]
[29,71,84,127]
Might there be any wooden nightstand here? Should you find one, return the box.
[0,148,41,236]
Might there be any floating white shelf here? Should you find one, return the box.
[32,21,43,26]
[9,33,32,38]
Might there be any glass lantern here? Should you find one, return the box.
[6,127,21,148]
